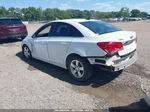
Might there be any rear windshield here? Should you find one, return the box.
[0,19,10,25]
[10,19,22,24]
[80,21,121,35]
[0,19,22,25]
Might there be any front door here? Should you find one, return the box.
[32,24,53,62]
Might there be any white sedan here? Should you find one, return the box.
[22,19,137,81]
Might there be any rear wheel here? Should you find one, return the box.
[67,56,93,81]
[22,45,32,59]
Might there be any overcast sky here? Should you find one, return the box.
[0,0,150,13]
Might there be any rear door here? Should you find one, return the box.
[47,22,83,66]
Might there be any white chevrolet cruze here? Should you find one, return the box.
[22,19,137,81]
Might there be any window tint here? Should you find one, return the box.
[80,21,121,35]
[36,25,52,37]
[10,19,22,24]
[0,19,22,25]
[69,25,83,37]
[52,22,83,37]
[0,19,10,25]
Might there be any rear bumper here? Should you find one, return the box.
[88,51,137,72]
[112,52,137,71]
[8,33,27,39]
[0,30,28,40]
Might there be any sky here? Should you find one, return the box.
[0,0,150,13]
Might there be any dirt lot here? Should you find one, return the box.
[0,20,150,110]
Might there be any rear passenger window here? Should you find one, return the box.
[53,23,69,36]
[52,22,83,37]
[69,25,83,37]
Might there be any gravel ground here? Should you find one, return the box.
[0,20,150,110]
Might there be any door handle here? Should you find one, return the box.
[61,42,68,45]
[41,42,45,45]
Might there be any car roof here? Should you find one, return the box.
[49,19,99,37]
[53,19,100,23]
[0,17,19,20]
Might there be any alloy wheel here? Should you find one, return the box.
[23,46,30,58]
[70,60,84,78]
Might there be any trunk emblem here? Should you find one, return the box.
[130,36,134,39]
[119,39,123,41]
[123,39,134,46]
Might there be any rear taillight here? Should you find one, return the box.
[97,42,123,55]
[20,25,26,29]
[0,26,7,30]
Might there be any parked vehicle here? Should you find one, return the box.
[22,19,137,81]
[129,17,141,21]
[0,17,28,40]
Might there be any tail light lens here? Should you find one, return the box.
[97,42,123,55]
[20,25,26,29]
[0,26,7,30]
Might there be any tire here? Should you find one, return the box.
[67,55,93,81]
[22,45,32,59]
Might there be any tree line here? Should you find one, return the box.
[0,6,149,21]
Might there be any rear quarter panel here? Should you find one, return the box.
[66,37,106,58]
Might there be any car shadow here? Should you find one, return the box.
[109,98,150,112]
[0,39,21,44]
[16,52,122,88]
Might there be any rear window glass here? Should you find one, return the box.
[0,19,10,25]
[10,19,22,24]
[0,19,22,25]
[80,21,121,35]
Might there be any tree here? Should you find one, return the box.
[140,11,149,18]
[0,6,149,21]
[22,7,42,21]
[34,8,43,20]
[130,9,141,17]
[43,8,55,20]
[8,7,16,16]
[0,6,8,17]
[117,7,129,17]
[83,10,91,19]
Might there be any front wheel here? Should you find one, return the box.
[22,45,32,59]
[67,56,93,81]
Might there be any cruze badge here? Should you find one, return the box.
[130,36,134,39]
